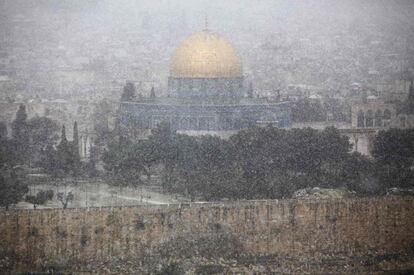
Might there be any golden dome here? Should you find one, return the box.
[170,30,242,78]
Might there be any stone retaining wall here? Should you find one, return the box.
[1,197,413,272]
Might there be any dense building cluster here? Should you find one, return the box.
[1,0,414,103]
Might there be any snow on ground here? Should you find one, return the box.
[15,178,185,209]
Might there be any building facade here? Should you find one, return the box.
[118,29,291,138]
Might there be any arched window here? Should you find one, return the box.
[366,110,374,127]
[357,110,365,127]
[383,109,391,127]
[374,109,382,127]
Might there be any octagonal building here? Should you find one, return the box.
[119,29,291,137]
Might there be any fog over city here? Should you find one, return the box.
[1,0,414,100]
[1,1,414,273]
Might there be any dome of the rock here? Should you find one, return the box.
[170,30,242,78]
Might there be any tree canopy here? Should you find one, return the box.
[372,128,414,189]
[103,124,374,200]
[120,82,136,102]
[0,165,28,209]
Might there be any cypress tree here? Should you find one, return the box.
[0,121,7,140]
[59,125,67,146]
[0,166,28,210]
[408,80,414,113]
[120,82,136,101]
[11,104,29,164]
[57,125,72,176]
[72,121,81,176]
[150,86,156,99]
[73,122,79,155]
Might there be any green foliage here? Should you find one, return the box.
[156,262,184,275]
[407,80,414,113]
[72,121,81,175]
[56,125,73,175]
[25,190,54,205]
[27,116,59,166]
[150,86,156,98]
[0,121,7,139]
[228,126,357,199]
[11,104,30,164]
[323,98,350,122]
[0,166,28,209]
[291,98,350,123]
[291,99,326,122]
[39,144,60,176]
[9,105,61,168]
[84,145,100,177]
[28,116,59,149]
[103,136,160,187]
[3,107,80,179]
[103,124,373,200]
[120,82,136,102]
[0,139,18,167]
[3,111,60,169]
[92,100,113,144]
[372,128,414,189]
[48,124,82,177]
[195,264,225,275]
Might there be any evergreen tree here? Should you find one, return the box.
[408,79,414,113]
[0,138,17,167]
[60,125,68,145]
[92,100,112,143]
[0,165,28,210]
[150,86,156,99]
[56,125,73,176]
[11,104,29,164]
[72,121,81,176]
[40,144,59,177]
[0,121,7,139]
[27,116,59,166]
[120,82,136,101]
[372,128,414,189]
[12,104,28,138]
[73,122,80,158]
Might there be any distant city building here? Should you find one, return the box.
[351,102,396,129]
[395,80,414,129]
[351,81,414,129]
[342,81,414,155]
[118,29,291,138]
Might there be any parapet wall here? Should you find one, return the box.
[1,197,414,271]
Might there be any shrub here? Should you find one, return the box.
[25,189,54,205]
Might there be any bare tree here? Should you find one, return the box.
[57,191,74,209]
